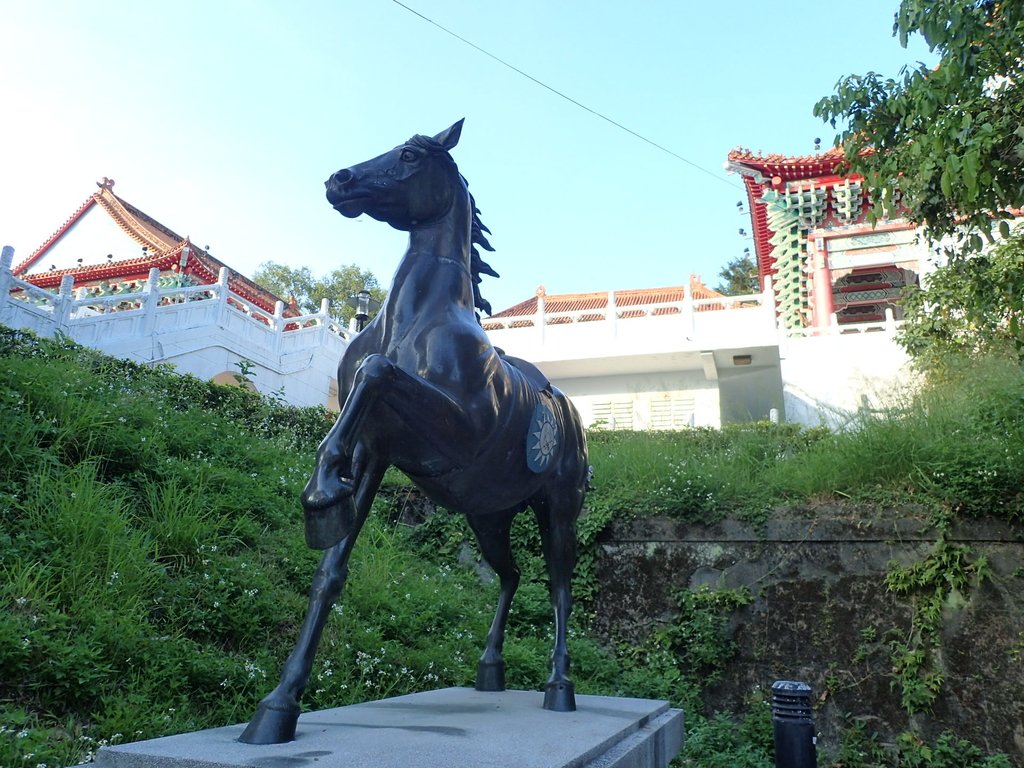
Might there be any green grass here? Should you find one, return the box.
[588,357,1024,525]
[0,327,1018,767]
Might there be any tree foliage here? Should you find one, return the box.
[814,0,1024,245]
[253,261,385,324]
[898,226,1024,367]
[714,253,760,296]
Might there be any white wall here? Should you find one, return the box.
[4,244,921,428]
[780,333,917,428]
[555,370,721,429]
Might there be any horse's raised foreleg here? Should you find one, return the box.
[240,450,385,744]
[466,509,522,692]
[534,491,583,712]
[302,354,477,549]
[338,354,483,453]
[301,413,358,549]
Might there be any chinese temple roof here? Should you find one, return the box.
[487,275,724,321]
[725,148,869,282]
[14,178,295,317]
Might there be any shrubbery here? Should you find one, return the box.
[0,328,1017,766]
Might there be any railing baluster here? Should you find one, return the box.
[55,274,75,331]
[0,246,14,324]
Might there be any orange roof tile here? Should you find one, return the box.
[489,276,724,319]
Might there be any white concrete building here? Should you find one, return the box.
[1,174,921,428]
[483,280,916,430]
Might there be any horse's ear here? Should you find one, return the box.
[433,119,464,151]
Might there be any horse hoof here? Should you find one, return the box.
[475,660,506,692]
[542,681,576,712]
[238,700,300,744]
[304,495,355,550]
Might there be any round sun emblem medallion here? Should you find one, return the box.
[526,401,560,473]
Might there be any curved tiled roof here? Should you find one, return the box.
[726,148,872,282]
[13,196,98,276]
[726,147,852,182]
[15,179,297,317]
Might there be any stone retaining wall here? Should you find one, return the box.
[592,508,1024,762]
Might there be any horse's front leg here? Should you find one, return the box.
[240,453,385,744]
[303,355,479,546]
[302,408,360,549]
[331,353,480,456]
[301,357,408,549]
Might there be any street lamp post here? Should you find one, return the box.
[345,289,381,332]
[772,680,817,768]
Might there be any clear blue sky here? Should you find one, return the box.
[0,1,934,314]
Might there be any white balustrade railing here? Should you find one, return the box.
[481,281,902,345]
[483,284,782,357]
[481,288,771,331]
[0,245,351,345]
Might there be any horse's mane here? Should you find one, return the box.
[409,134,499,317]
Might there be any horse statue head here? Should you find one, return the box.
[325,119,498,316]
[326,120,463,231]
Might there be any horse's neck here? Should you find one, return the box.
[390,199,475,316]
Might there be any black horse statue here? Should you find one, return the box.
[240,119,590,744]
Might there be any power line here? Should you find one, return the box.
[390,0,740,190]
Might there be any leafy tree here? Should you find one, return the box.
[899,227,1024,367]
[253,261,385,325]
[714,253,760,296]
[815,2,1024,371]
[813,0,1024,245]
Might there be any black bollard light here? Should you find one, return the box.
[771,680,817,768]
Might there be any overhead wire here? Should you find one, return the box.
[390,0,741,190]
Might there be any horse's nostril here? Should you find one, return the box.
[330,169,353,186]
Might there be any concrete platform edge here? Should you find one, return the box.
[94,688,685,768]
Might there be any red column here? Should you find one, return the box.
[811,237,834,330]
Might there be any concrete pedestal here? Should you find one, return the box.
[95,687,683,768]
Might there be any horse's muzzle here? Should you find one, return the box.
[325,173,367,218]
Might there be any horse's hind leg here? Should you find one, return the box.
[240,448,386,744]
[467,509,522,692]
[534,488,583,712]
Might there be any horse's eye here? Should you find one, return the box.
[399,149,417,162]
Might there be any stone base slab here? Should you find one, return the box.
[95,687,684,768]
